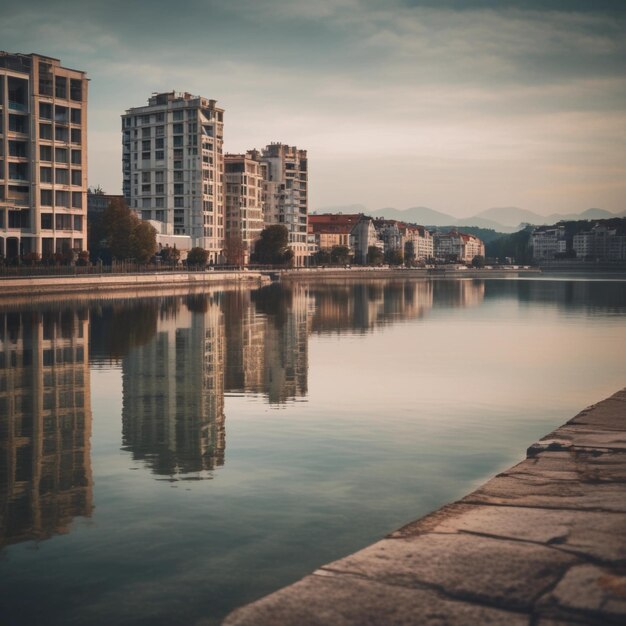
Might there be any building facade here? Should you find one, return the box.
[531,226,567,260]
[573,224,626,261]
[0,52,88,260]
[433,230,485,263]
[224,152,265,265]
[259,143,309,265]
[122,92,224,263]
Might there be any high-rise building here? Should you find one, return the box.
[122,92,225,263]
[0,52,88,260]
[224,151,264,265]
[259,143,309,266]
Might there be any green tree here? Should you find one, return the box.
[314,249,331,265]
[160,245,181,265]
[187,247,209,266]
[471,255,485,268]
[253,225,292,265]
[330,245,351,265]
[94,197,157,262]
[367,246,384,266]
[385,248,403,266]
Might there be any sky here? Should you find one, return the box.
[2,0,625,216]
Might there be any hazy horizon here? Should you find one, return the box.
[2,0,625,217]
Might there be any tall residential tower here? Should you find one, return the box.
[122,92,224,263]
[0,52,88,260]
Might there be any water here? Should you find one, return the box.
[1,277,625,625]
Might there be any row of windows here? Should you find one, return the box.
[40,167,82,186]
[39,103,82,124]
[39,146,82,164]
[39,123,81,143]
[40,190,83,208]
[40,213,83,231]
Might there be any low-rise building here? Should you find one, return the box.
[434,230,485,263]
[308,213,362,253]
[350,217,378,264]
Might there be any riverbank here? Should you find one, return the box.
[0,270,269,298]
[224,389,626,625]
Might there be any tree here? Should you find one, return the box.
[367,246,384,266]
[160,245,181,265]
[224,233,246,266]
[314,249,331,265]
[95,197,157,262]
[187,247,209,267]
[385,248,404,266]
[331,245,351,265]
[471,255,485,268]
[253,225,292,265]
[132,220,158,263]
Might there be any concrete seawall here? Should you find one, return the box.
[0,271,268,297]
[224,389,626,625]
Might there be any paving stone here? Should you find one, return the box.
[538,564,626,623]
[223,572,530,626]
[319,533,576,612]
[392,504,626,563]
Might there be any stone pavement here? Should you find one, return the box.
[223,389,626,625]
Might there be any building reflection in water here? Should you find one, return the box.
[121,294,226,477]
[0,308,92,550]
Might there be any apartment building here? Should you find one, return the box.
[434,230,485,263]
[0,52,88,260]
[404,224,434,261]
[308,213,362,252]
[122,92,224,263]
[531,226,567,260]
[224,151,265,264]
[259,143,309,265]
[573,224,626,261]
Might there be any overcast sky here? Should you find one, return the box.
[2,0,625,216]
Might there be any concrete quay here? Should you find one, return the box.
[0,270,268,297]
[224,389,626,626]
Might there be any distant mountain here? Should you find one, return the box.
[314,204,368,215]
[369,206,458,226]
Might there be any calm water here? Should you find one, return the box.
[1,277,625,625]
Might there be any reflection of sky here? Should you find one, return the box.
[2,1,625,213]
[1,279,626,625]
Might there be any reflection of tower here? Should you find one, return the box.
[0,309,92,549]
[264,285,311,404]
[121,300,225,476]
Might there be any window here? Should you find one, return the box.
[155,125,164,136]
[142,127,151,138]
[55,147,68,163]
[155,184,164,194]
[71,128,81,143]
[55,76,67,99]
[55,191,70,206]
[36,123,49,141]
[174,184,184,195]
[142,198,150,208]
[173,110,184,121]
[155,138,164,149]
[55,214,72,230]
[142,140,151,151]
[174,197,184,207]
[55,168,69,184]
[55,126,69,142]
[40,189,53,206]
[142,184,151,193]
[142,172,150,183]
[155,210,165,220]
[141,210,152,220]
[156,113,165,122]
[41,213,53,229]
[155,151,164,160]
[55,105,68,124]
[71,170,82,186]
[173,136,183,147]
[174,160,182,169]
[173,123,183,134]
[40,146,52,161]
[174,171,183,182]
[155,198,164,209]
[155,171,164,183]
[40,167,52,183]
[142,152,151,161]
[72,192,82,208]
[70,79,82,102]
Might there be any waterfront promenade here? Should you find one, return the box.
[224,389,626,625]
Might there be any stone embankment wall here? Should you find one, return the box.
[0,271,268,297]
[224,389,626,626]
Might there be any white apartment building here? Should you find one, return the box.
[405,225,434,261]
[531,226,566,260]
[259,143,309,266]
[122,92,224,263]
[0,52,88,260]
[573,225,626,261]
[224,152,264,265]
[434,230,485,263]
